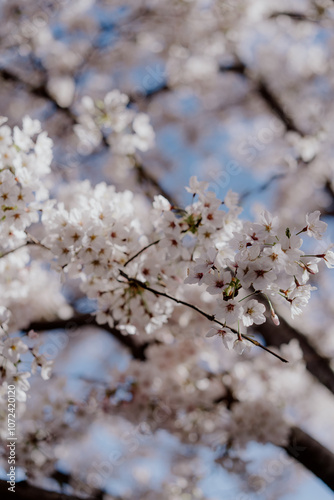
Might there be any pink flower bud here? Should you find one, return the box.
[28,329,39,339]
[271,312,280,326]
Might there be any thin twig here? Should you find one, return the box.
[124,239,160,267]
[119,270,288,363]
[25,232,51,251]
[0,235,50,259]
[0,242,31,259]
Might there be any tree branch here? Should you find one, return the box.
[21,316,334,492]
[0,66,175,205]
[256,316,334,396]
[214,387,334,491]
[269,11,317,22]
[0,480,99,500]
[134,161,178,206]
[284,426,334,491]
[135,59,305,137]
[219,61,305,136]
[0,67,77,124]
[23,314,150,361]
[256,78,304,135]
[119,270,288,362]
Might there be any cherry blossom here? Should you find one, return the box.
[305,211,328,239]
[1,3,334,494]
[2,337,28,363]
[242,299,266,327]
[322,249,334,268]
[205,325,235,349]
[215,298,244,324]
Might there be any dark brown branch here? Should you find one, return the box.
[0,480,98,500]
[215,391,334,491]
[219,62,247,75]
[269,11,315,22]
[256,316,334,396]
[218,61,305,136]
[135,162,178,206]
[21,319,334,492]
[219,60,334,215]
[323,180,334,216]
[129,83,170,103]
[24,314,150,361]
[5,428,334,497]
[256,78,304,135]
[130,59,303,138]
[0,67,77,124]
[129,58,303,137]
[284,426,334,491]
[214,386,334,491]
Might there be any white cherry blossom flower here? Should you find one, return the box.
[3,337,28,363]
[205,325,235,349]
[9,372,31,402]
[184,267,206,285]
[132,113,155,152]
[192,247,218,275]
[0,306,11,335]
[153,195,171,212]
[31,350,54,380]
[305,211,327,239]
[242,299,266,327]
[224,190,239,209]
[288,284,317,318]
[185,176,209,195]
[258,210,279,237]
[215,298,244,324]
[320,249,334,268]
[240,263,277,291]
[41,360,54,380]
[263,244,287,270]
[233,338,252,355]
[0,354,16,378]
[159,232,182,259]
[203,269,231,295]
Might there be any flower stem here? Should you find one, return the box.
[238,291,260,302]
[124,239,160,267]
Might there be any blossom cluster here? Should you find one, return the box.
[41,173,245,337]
[184,186,333,350]
[0,118,68,410]
[39,162,333,358]
[0,248,70,417]
[41,180,175,335]
[0,114,331,376]
[3,1,334,495]
[0,313,53,408]
[0,116,52,252]
[74,90,155,178]
[0,113,333,491]
[105,334,299,450]
[153,176,242,260]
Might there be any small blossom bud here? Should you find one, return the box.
[271,311,280,326]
